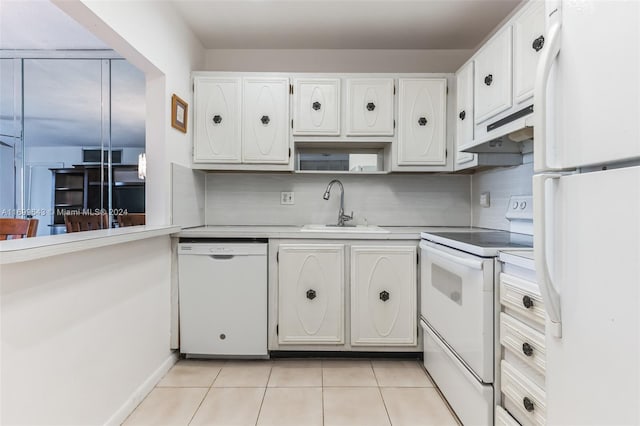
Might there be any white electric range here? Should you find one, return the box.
[419,198,533,425]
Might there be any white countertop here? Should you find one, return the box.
[177,225,474,240]
[0,226,181,265]
[499,250,535,270]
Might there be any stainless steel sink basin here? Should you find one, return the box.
[301,224,389,233]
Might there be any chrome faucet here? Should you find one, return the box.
[323,179,353,226]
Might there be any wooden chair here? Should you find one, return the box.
[64,213,108,233]
[117,213,145,227]
[0,218,39,240]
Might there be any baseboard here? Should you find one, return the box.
[105,352,179,426]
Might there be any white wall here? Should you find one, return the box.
[53,0,205,227]
[0,236,174,425]
[205,49,472,73]
[205,173,471,226]
[471,155,534,231]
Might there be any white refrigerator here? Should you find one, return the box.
[533,0,640,424]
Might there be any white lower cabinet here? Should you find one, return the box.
[351,246,417,346]
[273,241,419,351]
[277,244,345,344]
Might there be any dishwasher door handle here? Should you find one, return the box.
[209,254,236,260]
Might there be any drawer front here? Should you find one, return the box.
[495,405,520,426]
[501,360,546,426]
[500,273,545,327]
[422,320,493,426]
[500,313,546,376]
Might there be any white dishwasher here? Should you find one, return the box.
[178,241,268,357]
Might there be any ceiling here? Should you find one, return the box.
[0,0,109,50]
[171,0,523,50]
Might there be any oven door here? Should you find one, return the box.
[420,240,495,383]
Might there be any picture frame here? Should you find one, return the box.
[171,94,188,133]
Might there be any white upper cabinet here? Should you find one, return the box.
[350,246,417,346]
[293,78,340,135]
[346,78,395,136]
[242,77,290,164]
[455,62,477,167]
[278,244,345,345]
[513,1,546,104]
[396,78,447,166]
[474,26,513,124]
[194,77,242,163]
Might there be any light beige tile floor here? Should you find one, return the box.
[122,357,459,425]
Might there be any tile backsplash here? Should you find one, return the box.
[205,173,471,227]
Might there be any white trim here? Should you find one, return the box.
[0,49,122,59]
[104,352,178,426]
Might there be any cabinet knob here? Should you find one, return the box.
[459,110,466,120]
[366,102,376,111]
[532,35,545,52]
[484,74,493,86]
[306,289,317,300]
[312,101,322,111]
[418,117,428,126]
[523,397,535,412]
[212,115,222,124]
[522,295,534,309]
[261,115,270,125]
[522,342,534,357]
[379,290,390,302]
[219,333,226,340]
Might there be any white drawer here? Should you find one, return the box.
[500,273,546,328]
[421,320,493,426]
[495,405,520,426]
[500,313,546,376]
[501,360,546,426]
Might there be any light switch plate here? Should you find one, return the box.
[281,192,294,205]
[480,192,490,208]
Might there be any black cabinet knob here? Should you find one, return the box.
[522,295,534,309]
[522,342,534,357]
[532,35,545,52]
[306,289,316,300]
[260,115,270,125]
[523,397,535,412]
[312,101,321,111]
[418,117,428,126]
[484,74,493,86]
[366,102,376,111]
[212,115,222,124]
[459,110,466,120]
[219,333,226,340]
[379,291,390,302]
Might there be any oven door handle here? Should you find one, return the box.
[420,243,484,270]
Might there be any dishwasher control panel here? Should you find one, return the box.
[178,243,267,256]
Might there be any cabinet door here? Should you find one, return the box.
[278,244,344,344]
[346,78,394,136]
[397,78,447,166]
[194,77,241,163]
[455,62,477,167]
[242,77,290,164]
[351,246,417,346]
[513,1,545,104]
[474,26,513,124]
[293,78,340,135]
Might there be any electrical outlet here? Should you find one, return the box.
[480,192,490,208]
[281,192,294,205]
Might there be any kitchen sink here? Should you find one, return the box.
[301,224,389,233]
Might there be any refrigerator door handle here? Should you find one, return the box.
[533,173,563,338]
[533,17,562,173]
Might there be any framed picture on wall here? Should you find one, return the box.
[171,94,188,133]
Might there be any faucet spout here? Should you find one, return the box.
[322,179,353,226]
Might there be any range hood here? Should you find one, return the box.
[459,105,534,154]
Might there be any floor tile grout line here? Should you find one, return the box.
[255,366,273,426]
[372,363,394,426]
[187,387,212,425]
